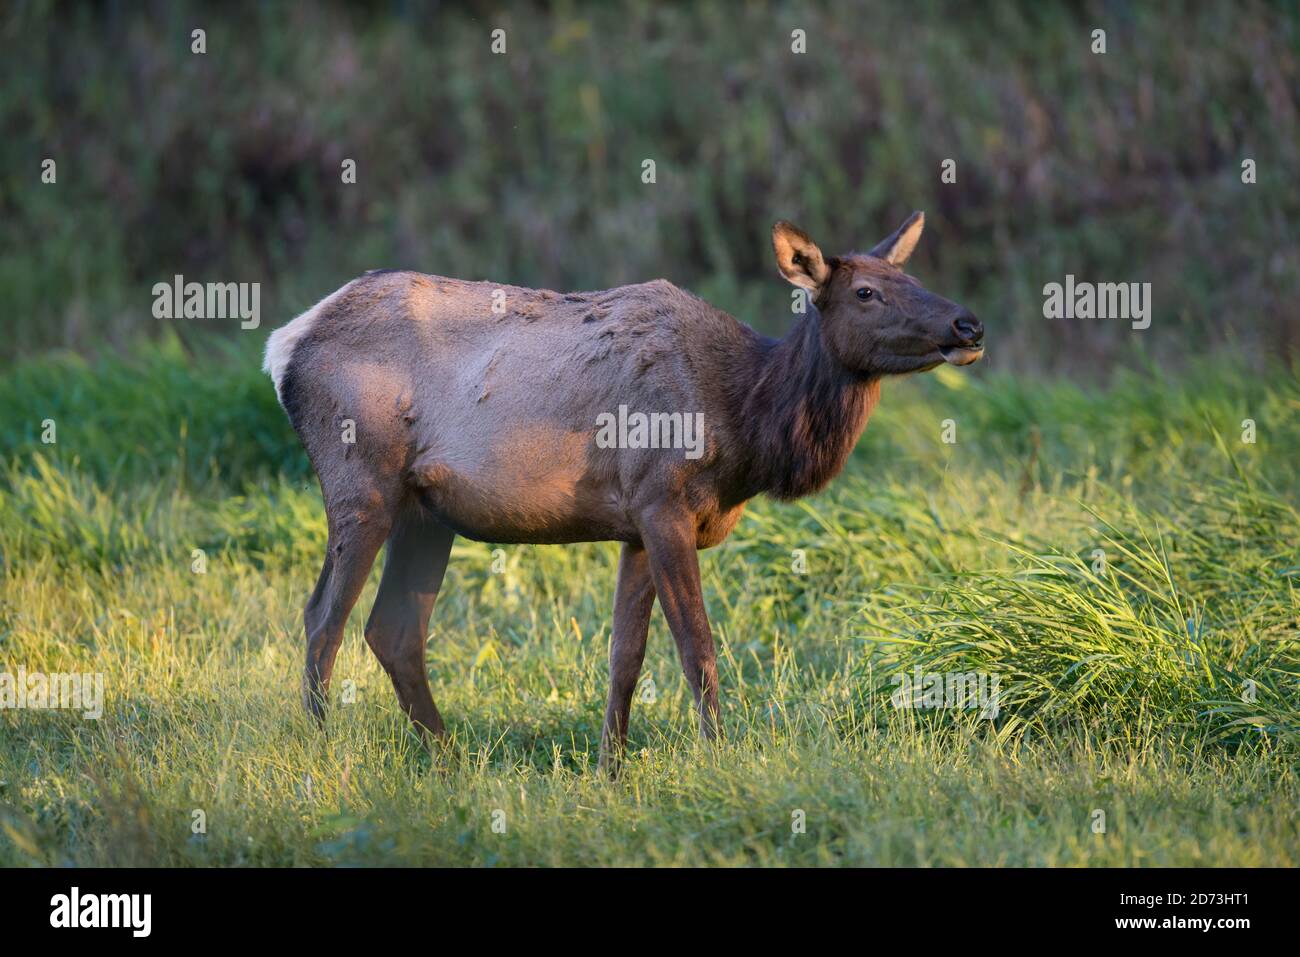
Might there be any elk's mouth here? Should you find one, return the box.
[939,344,984,366]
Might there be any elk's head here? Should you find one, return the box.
[772,212,983,375]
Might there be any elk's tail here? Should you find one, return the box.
[262,282,355,407]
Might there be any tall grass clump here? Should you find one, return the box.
[854,477,1299,749]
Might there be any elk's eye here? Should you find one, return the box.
[856,287,874,301]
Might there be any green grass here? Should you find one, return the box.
[1,347,1297,866]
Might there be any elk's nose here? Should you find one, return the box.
[952,312,983,344]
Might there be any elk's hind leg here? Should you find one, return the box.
[364,506,455,738]
[599,543,656,776]
[303,494,392,723]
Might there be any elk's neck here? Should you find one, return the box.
[737,312,880,501]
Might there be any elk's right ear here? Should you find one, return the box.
[772,221,830,292]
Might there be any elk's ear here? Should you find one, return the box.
[772,221,830,291]
[869,211,925,267]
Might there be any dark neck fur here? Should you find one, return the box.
[735,310,880,501]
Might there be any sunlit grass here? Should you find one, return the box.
[0,355,1297,865]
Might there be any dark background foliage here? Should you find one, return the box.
[3,0,1297,371]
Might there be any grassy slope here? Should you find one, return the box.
[0,345,1297,865]
[4,1,1297,366]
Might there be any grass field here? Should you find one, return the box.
[0,340,1296,866]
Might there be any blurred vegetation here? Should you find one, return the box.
[2,0,1297,370]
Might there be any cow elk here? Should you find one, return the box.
[263,211,984,773]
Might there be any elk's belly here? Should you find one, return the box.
[408,424,634,545]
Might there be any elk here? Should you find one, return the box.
[263,212,983,772]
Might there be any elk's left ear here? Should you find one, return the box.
[772,221,831,291]
[869,211,925,267]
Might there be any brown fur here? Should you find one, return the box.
[269,213,983,772]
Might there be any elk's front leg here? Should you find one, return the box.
[598,543,656,775]
[641,510,720,742]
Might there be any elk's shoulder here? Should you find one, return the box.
[598,279,741,333]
